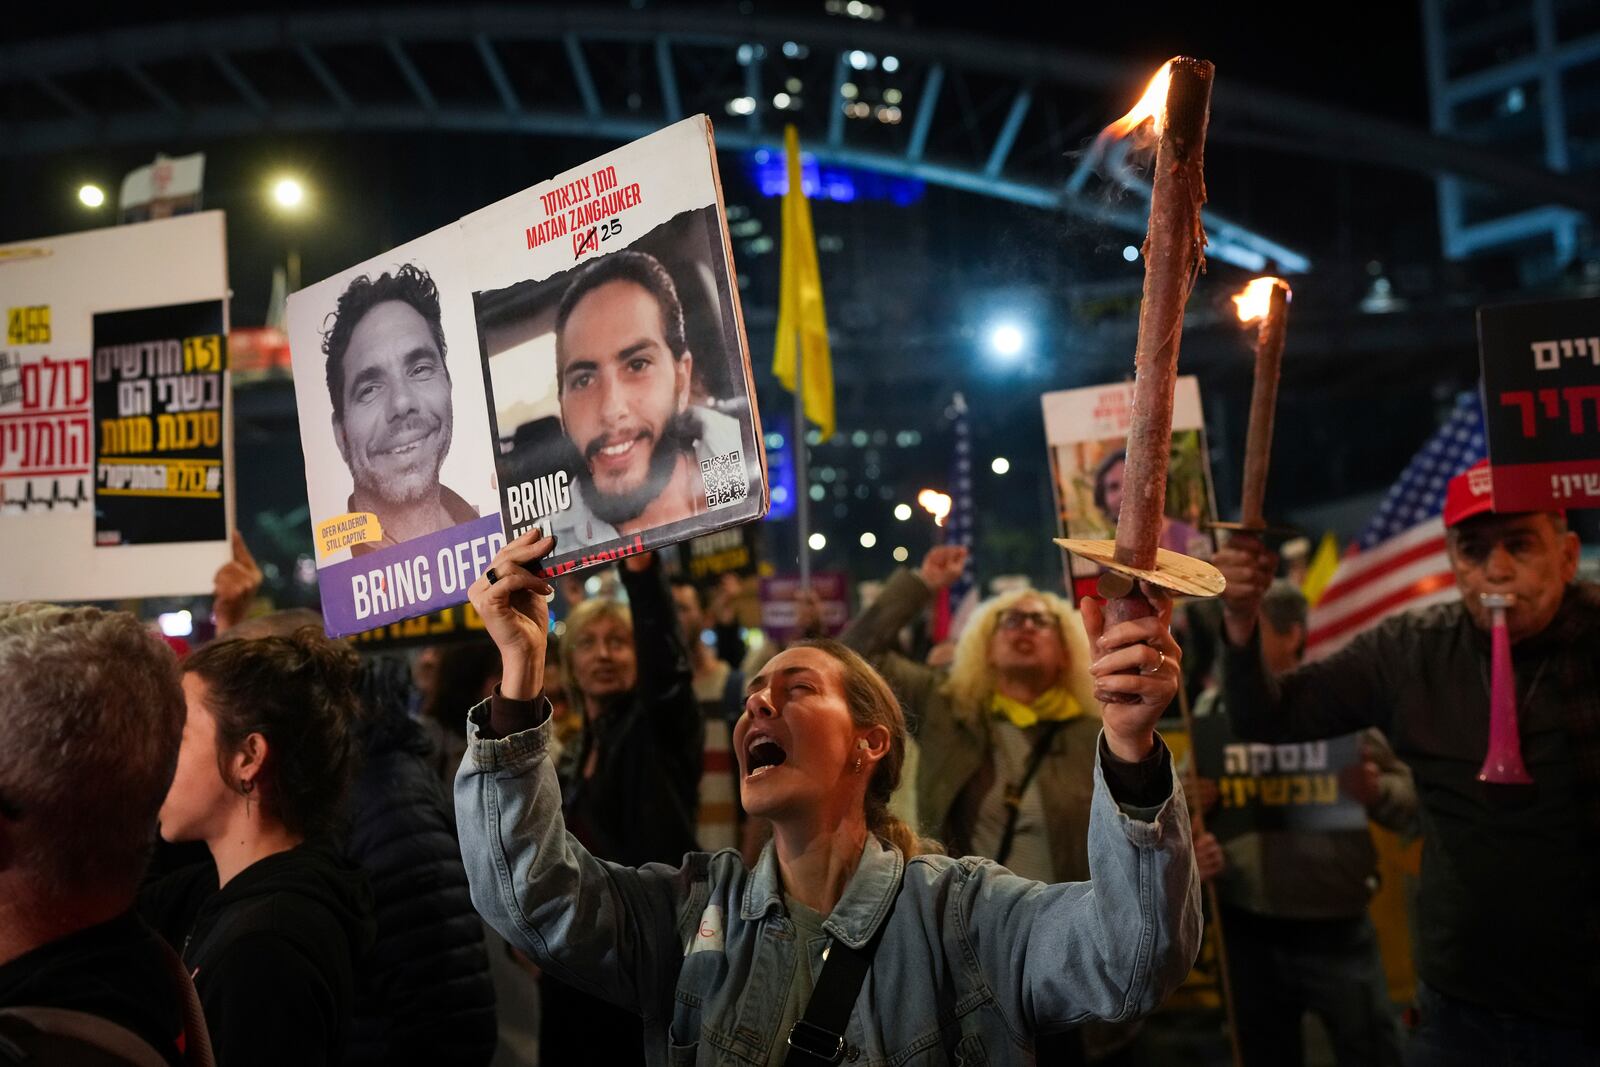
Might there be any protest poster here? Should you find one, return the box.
[0,212,232,600]
[91,300,227,546]
[758,572,850,644]
[664,524,763,582]
[347,602,491,651]
[464,116,767,575]
[1478,295,1600,512]
[287,116,767,637]
[287,226,504,638]
[1040,377,1217,597]
[1188,713,1368,836]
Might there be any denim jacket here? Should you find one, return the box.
[455,701,1201,1066]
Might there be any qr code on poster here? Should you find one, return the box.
[700,450,749,510]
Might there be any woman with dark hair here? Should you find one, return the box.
[142,628,375,1067]
[455,531,1201,1064]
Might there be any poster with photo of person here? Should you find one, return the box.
[286,227,504,637]
[462,115,767,576]
[1041,377,1219,596]
[287,116,766,636]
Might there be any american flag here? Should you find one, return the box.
[933,392,978,642]
[1304,392,1486,660]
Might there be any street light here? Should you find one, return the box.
[273,178,305,209]
[985,321,1026,363]
[270,175,309,291]
[78,184,105,208]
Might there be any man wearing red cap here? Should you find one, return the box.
[1213,460,1597,1066]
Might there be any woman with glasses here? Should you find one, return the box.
[455,529,1198,1066]
[842,545,1154,1061]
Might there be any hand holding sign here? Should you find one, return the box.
[468,529,557,701]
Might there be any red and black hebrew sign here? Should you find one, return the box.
[1478,295,1600,512]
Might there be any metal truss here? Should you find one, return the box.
[5,9,1595,274]
[1422,0,1600,266]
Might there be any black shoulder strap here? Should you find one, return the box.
[995,720,1067,869]
[783,876,904,1066]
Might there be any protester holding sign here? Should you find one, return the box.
[1214,466,1597,1063]
[454,529,1198,1065]
[532,551,701,1066]
[1191,582,1414,1067]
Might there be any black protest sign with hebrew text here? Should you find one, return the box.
[1478,295,1600,512]
[1190,713,1367,837]
[91,300,227,545]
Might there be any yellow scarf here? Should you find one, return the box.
[988,687,1083,730]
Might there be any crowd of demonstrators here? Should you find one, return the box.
[419,641,503,790]
[1214,463,1600,1064]
[740,582,834,677]
[18,455,1599,1067]
[406,633,550,1067]
[452,529,1199,1065]
[843,544,1158,1063]
[1189,581,1415,1067]
[670,575,745,852]
[140,626,375,1067]
[0,603,204,1067]
[342,655,498,1067]
[537,550,702,1066]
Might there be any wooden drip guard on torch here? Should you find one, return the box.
[1060,56,1225,629]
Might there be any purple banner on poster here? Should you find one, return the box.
[317,514,505,637]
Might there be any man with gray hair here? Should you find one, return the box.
[0,603,193,1065]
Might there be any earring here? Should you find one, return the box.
[852,755,863,773]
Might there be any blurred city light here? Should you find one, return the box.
[272,177,305,209]
[986,321,1025,361]
[78,184,105,208]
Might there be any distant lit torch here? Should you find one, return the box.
[1231,277,1292,529]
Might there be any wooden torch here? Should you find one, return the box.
[1058,57,1226,641]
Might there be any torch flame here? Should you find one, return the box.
[1232,277,1291,324]
[1105,60,1173,139]
[917,489,953,527]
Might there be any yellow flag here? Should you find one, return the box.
[1301,531,1341,607]
[772,125,835,441]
